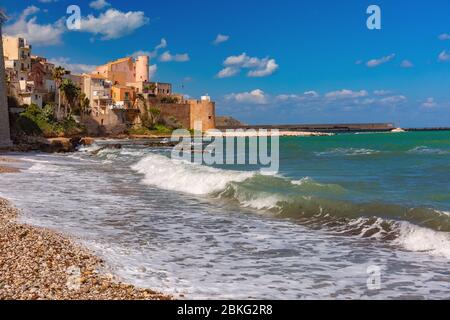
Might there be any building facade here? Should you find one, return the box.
[0,12,12,147]
[92,56,150,86]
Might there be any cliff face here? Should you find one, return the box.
[0,22,12,148]
[215,116,247,128]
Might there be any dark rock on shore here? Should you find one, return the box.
[91,144,122,155]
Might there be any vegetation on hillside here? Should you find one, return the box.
[12,104,86,138]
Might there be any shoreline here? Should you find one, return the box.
[0,190,171,300]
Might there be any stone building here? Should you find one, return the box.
[0,11,12,147]
[92,56,149,86]
[157,95,216,131]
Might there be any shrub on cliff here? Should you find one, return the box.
[14,104,86,138]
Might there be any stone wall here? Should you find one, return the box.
[188,100,216,131]
[0,22,12,147]
[159,103,191,129]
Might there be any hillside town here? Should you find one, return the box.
[1,20,216,145]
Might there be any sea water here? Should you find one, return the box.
[0,131,449,299]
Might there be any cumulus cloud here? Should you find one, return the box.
[422,97,437,108]
[217,53,279,78]
[225,89,268,104]
[3,6,65,46]
[78,9,149,40]
[149,64,157,79]
[89,0,111,10]
[400,60,414,68]
[438,50,450,62]
[379,95,407,106]
[275,91,320,102]
[325,89,368,100]
[217,67,240,78]
[438,33,450,40]
[366,54,396,68]
[213,34,229,45]
[49,57,96,74]
[224,88,408,112]
[159,51,190,62]
[373,90,391,96]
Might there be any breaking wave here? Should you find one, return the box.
[130,153,450,259]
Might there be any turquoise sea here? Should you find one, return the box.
[1,131,449,299]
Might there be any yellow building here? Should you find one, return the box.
[92,56,149,86]
[112,85,135,109]
[2,36,32,80]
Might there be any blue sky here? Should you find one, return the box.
[2,0,450,127]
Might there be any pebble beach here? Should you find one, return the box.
[0,165,171,300]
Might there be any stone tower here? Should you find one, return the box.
[0,11,12,148]
[135,55,149,82]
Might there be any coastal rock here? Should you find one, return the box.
[91,144,122,155]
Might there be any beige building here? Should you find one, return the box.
[158,95,216,131]
[82,74,112,117]
[2,36,31,78]
[0,12,12,147]
[92,55,149,86]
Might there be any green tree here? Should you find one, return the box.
[52,66,66,118]
[60,79,81,117]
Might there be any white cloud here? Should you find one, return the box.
[78,9,149,40]
[248,59,279,77]
[149,64,157,79]
[3,6,65,46]
[438,33,450,41]
[89,0,111,10]
[325,89,368,100]
[373,90,391,96]
[438,50,450,62]
[155,38,167,50]
[400,60,414,68]
[159,51,190,62]
[49,57,96,74]
[225,89,268,104]
[217,67,240,78]
[422,97,437,108]
[379,95,407,106]
[222,88,410,114]
[130,38,167,59]
[217,53,279,78]
[213,34,229,45]
[366,54,396,68]
[276,91,319,102]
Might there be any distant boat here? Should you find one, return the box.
[391,128,406,133]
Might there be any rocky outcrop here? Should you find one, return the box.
[10,136,83,153]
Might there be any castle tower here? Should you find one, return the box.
[135,55,149,82]
[0,11,12,148]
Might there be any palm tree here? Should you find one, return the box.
[59,79,80,117]
[78,93,91,118]
[52,66,66,118]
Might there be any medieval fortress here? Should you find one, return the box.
[1,11,216,141]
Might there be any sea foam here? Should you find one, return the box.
[131,153,254,195]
